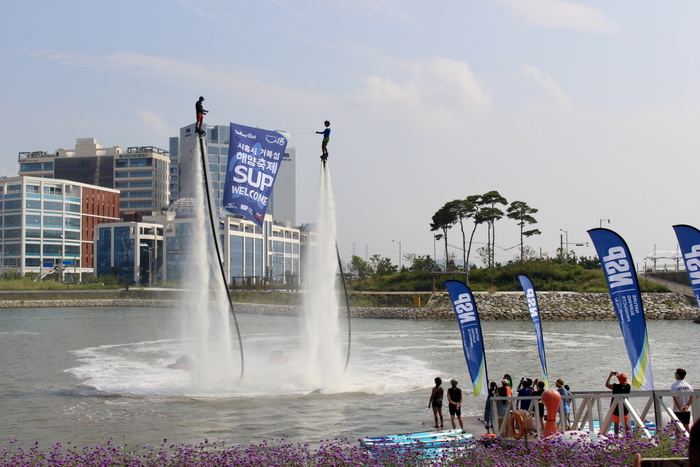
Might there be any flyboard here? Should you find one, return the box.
[361,429,475,457]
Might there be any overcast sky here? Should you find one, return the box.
[1,1,698,269]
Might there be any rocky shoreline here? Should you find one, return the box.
[1,291,698,321]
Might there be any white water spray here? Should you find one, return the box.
[302,164,345,388]
[177,137,237,392]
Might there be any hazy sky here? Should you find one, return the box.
[1,1,698,268]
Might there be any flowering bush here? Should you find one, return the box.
[0,425,688,467]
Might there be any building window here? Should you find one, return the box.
[65,244,80,256]
[43,162,53,170]
[116,182,129,188]
[5,214,21,227]
[8,185,21,193]
[116,160,128,167]
[26,214,40,227]
[65,217,80,230]
[21,163,43,172]
[65,231,80,240]
[25,243,40,256]
[128,191,152,198]
[129,158,153,167]
[129,201,152,209]
[43,186,62,196]
[4,200,21,210]
[43,216,63,228]
[26,199,41,210]
[5,229,21,239]
[43,243,63,255]
[4,243,20,256]
[130,181,152,188]
[25,258,41,267]
[26,229,40,239]
[43,230,63,239]
[115,172,129,178]
[129,171,152,178]
[26,185,40,193]
[43,201,63,211]
[65,203,80,213]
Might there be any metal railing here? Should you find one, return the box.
[489,390,699,439]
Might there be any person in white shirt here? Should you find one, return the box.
[672,368,695,431]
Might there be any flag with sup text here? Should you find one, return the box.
[673,224,700,308]
[588,228,653,390]
[223,123,288,227]
[445,280,488,397]
[517,275,549,388]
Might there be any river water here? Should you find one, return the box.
[0,306,697,447]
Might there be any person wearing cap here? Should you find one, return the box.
[555,378,571,430]
[517,378,534,411]
[496,378,511,430]
[195,96,208,135]
[672,368,695,432]
[447,379,464,431]
[605,371,631,434]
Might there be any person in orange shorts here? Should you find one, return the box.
[605,371,631,434]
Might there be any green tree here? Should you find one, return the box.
[444,198,477,281]
[430,202,458,271]
[369,254,398,278]
[404,253,440,272]
[479,190,508,268]
[506,200,542,262]
[349,255,372,282]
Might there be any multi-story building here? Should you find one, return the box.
[93,198,301,285]
[0,176,119,276]
[172,124,296,224]
[18,138,170,216]
[93,214,163,286]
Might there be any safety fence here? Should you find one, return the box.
[488,390,700,439]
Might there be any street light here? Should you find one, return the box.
[600,219,610,228]
[560,229,569,253]
[392,240,402,270]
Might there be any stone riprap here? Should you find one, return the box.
[0,292,697,321]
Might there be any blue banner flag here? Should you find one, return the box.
[223,123,289,227]
[444,280,488,397]
[672,224,700,307]
[588,228,654,390]
[517,275,549,389]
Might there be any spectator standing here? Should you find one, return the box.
[605,371,631,434]
[447,379,464,431]
[556,378,571,430]
[517,378,534,411]
[428,377,444,428]
[672,368,695,432]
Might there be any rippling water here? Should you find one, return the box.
[0,306,697,446]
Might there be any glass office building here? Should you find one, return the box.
[0,176,119,276]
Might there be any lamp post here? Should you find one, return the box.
[560,229,569,255]
[392,239,402,270]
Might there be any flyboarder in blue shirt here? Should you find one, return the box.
[316,120,330,163]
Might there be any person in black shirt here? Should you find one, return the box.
[447,379,464,431]
[605,371,631,434]
[195,96,208,134]
[428,377,444,428]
